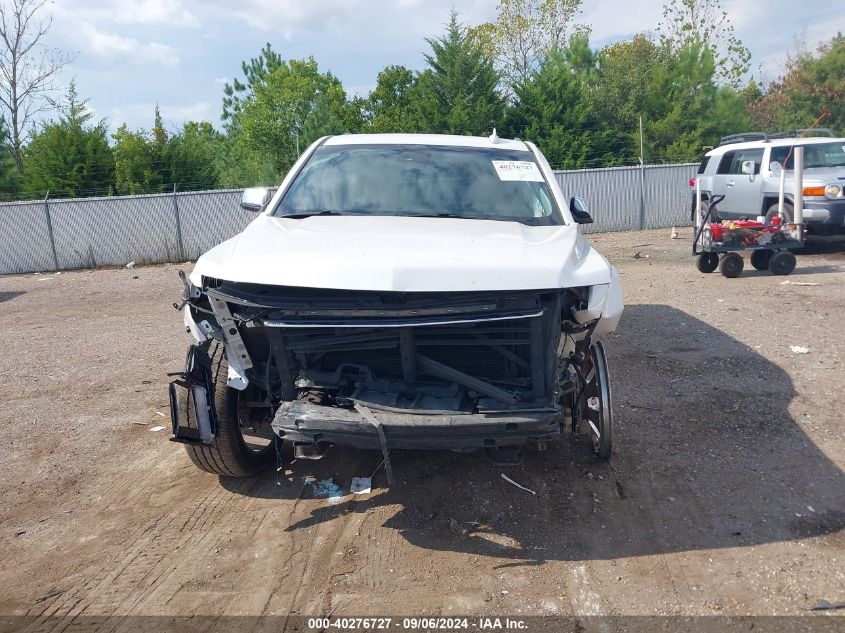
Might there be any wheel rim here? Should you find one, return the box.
[583,342,612,455]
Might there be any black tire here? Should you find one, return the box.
[719,253,744,278]
[765,201,793,224]
[578,341,613,460]
[184,342,275,477]
[696,252,719,273]
[750,250,771,271]
[769,250,796,276]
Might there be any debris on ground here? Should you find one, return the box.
[779,280,821,286]
[671,227,679,239]
[149,425,165,432]
[500,473,536,495]
[810,599,845,611]
[306,477,344,504]
[350,477,372,495]
[790,345,810,354]
[154,411,165,417]
[449,518,467,536]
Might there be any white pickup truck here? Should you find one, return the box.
[169,133,623,477]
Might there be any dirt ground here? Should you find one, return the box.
[0,228,843,626]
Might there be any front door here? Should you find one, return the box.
[719,148,764,218]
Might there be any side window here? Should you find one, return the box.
[770,146,794,169]
[717,151,735,174]
[732,148,764,175]
[697,156,711,174]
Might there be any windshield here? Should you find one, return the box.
[770,142,845,169]
[275,144,563,225]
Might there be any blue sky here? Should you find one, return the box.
[42,0,845,134]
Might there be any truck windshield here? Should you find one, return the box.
[275,144,563,225]
[770,142,845,169]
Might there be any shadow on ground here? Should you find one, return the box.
[221,304,845,562]
[0,291,24,304]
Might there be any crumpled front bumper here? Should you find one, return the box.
[272,401,561,450]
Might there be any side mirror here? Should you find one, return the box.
[769,161,782,176]
[569,196,593,224]
[741,160,755,175]
[241,187,271,212]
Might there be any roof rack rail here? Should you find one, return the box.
[768,127,835,139]
[718,132,768,146]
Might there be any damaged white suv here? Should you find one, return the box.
[170,134,623,477]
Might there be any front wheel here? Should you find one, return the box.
[575,341,613,459]
[184,342,275,477]
[766,201,793,224]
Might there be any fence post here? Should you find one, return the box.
[638,164,646,230]
[43,191,59,271]
[172,184,186,261]
[638,116,646,230]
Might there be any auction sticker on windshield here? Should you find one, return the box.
[492,160,544,182]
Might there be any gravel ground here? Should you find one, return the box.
[0,228,843,625]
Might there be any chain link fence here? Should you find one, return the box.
[0,163,697,275]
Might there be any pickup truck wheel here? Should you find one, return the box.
[184,342,275,477]
[765,202,793,224]
[577,341,613,460]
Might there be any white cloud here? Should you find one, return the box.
[110,101,214,130]
[77,22,180,66]
[213,76,229,84]
[198,0,495,40]
[54,0,200,27]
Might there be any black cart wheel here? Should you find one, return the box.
[769,250,796,276]
[696,252,719,273]
[719,253,744,278]
[750,250,771,271]
[578,341,613,459]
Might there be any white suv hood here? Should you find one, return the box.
[190,214,614,292]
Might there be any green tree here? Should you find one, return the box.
[167,121,223,191]
[415,11,505,135]
[236,56,347,171]
[364,65,420,132]
[301,94,344,149]
[471,0,583,89]
[657,0,750,87]
[112,123,156,195]
[22,82,114,198]
[222,43,285,125]
[215,128,279,188]
[504,42,599,168]
[750,35,845,134]
[0,116,20,199]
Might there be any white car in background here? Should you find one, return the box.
[693,129,845,234]
[169,133,623,478]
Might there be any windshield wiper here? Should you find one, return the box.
[279,210,346,219]
[404,212,466,219]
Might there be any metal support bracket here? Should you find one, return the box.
[208,295,253,390]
